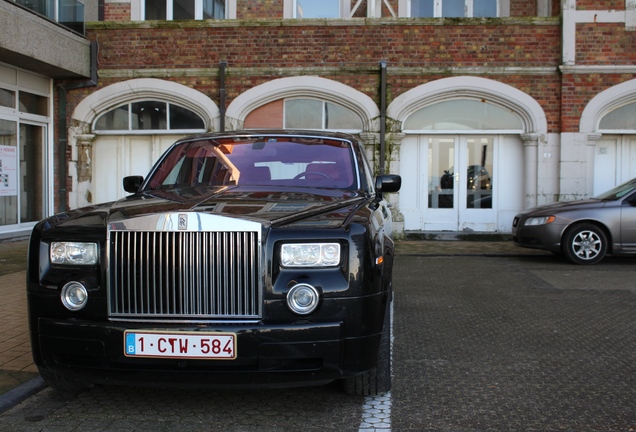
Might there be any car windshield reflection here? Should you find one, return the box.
[595,178,636,200]
[144,136,358,191]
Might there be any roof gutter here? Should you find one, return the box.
[379,60,387,175]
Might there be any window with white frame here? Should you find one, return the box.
[283,99,362,132]
[93,101,205,133]
[142,0,227,20]
[292,0,348,18]
[409,0,500,18]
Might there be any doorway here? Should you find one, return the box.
[593,135,636,196]
[400,135,504,231]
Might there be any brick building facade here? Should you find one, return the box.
[6,0,636,237]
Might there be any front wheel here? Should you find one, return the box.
[562,223,608,265]
[342,300,392,396]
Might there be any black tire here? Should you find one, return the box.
[39,368,90,392]
[562,223,608,265]
[342,299,392,396]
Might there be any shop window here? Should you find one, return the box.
[143,0,227,20]
[0,89,15,109]
[599,102,636,131]
[410,0,499,17]
[94,101,205,132]
[19,91,48,117]
[404,99,522,131]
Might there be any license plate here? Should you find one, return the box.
[124,331,236,360]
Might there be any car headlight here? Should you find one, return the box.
[50,242,98,265]
[524,216,555,226]
[280,243,340,267]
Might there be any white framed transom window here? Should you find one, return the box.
[404,98,523,132]
[93,100,206,134]
[133,0,237,20]
[598,102,636,133]
[284,98,363,131]
[400,0,510,18]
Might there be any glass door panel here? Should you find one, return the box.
[20,123,46,223]
[428,137,456,209]
[0,119,18,226]
[464,137,493,209]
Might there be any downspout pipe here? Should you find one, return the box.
[379,60,387,175]
[219,60,227,132]
[57,40,98,213]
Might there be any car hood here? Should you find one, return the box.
[43,185,370,231]
[520,198,609,216]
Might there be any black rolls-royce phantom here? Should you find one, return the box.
[27,130,401,395]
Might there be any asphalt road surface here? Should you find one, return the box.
[2,253,635,431]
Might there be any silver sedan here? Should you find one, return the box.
[512,178,636,264]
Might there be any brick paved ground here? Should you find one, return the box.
[0,238,546,401]
[0,271,37,395]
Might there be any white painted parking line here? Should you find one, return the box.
[358,300,394,431]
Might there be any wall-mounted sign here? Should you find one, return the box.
[0,145,17,197]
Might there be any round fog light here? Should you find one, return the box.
[61,282,88,311]
[287,284,319,315]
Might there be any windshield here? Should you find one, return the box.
[144,136,358,191]
[595,177,636,200]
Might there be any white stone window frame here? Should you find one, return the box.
[130,0,237,20]
[285,0,349,19]
[284,0,398,18]
[398,0,511,18]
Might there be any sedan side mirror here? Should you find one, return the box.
[123,176,144,193]
[375,175,402,199]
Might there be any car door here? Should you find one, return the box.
[620,193,636,250]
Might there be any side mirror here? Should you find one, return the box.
[375,174,401,199]
[123,176,144,193]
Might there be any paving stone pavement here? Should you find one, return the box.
[0,237,548,413]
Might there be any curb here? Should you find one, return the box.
[0,376,47,415]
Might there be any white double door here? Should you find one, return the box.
[92,135,181,204]
[593,135,636,195]
[400,135,504,232]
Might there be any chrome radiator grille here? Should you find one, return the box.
[109,230,261,321]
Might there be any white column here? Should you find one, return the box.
[585,133,601,197]
[521,134,539,209]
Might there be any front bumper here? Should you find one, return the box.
[33,316,381,389]
[512,221,566,252]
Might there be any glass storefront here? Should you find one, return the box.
[0,64,51,235]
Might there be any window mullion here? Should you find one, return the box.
[167,0,174,20]
[195,0,203,19]
[435,0,441,17]
[466,0,473,17]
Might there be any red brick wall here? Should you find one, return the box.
[510,0,535,17]
[575,23,636,64]
[576,0,624,10]
[93,23,560,69]
[237,0,284,19]
[85,20,562,134]
[561,73,636,132]
[104,3,130,21]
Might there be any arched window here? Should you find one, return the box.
[599,102,636,132]
[404,99,523,132]
[93,101,205,133]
